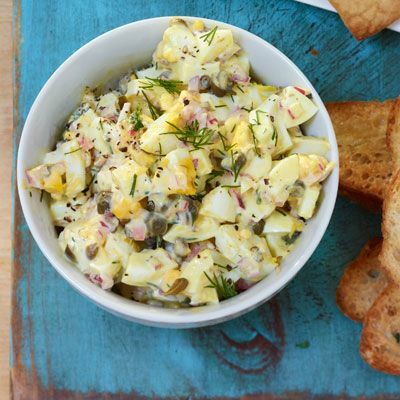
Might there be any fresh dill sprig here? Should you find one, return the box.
[162,120,215,150]
[248,124,260,156]
[140,77,183,95]
[141,90,161,120]
[200,26,218,46]
[254,109,267,125]
[217,132,236,153]
[64,147,82,155]
[129,106,144,131]
[205,169,225,184]
[129,174,137,197]
[142,148,165,158]
[204,271,237,300]
[215,104,227,108]
[230,151,244,182]
[271,123,278,146]
[221,184,240,188]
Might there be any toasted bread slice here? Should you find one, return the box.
[329,0,400,40]
[326,100,394,210]
[386,97,400,170]
[380,170,400,284]
[336,237,389,322]
[360,284,400,375]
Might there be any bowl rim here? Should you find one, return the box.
[17,16,339,328]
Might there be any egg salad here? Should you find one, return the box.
[25,18,334,308]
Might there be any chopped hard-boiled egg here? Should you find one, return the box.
[26,17,334,309]
[123,248,178,287]
[199,186,237,222]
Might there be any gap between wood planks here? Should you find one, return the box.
[0,0,13,399]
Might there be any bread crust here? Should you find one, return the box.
[327,100,394,210]
[337,237,389,322]
[329,0,400,40]
[360,284,400,375]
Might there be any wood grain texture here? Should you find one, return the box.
[11,0,400,398]
[0,0,13,399]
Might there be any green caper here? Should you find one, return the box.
[147,213,168,236]
[210,71,233,97]
[112,282,147,302]
[252,219,265,235]
[96,192,111,214]
[85,243,99,260]
[199,75,211,92]
[164,278,189,295]
[235,152,247,169]
[65,245,76,262]
[210,81,227,97]
[146,200,155,212]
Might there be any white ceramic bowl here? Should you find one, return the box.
[17,16,339,328]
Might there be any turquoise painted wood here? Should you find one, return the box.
[12,0,400,398]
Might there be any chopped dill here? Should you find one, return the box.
[217,132,236,152]
[129,106,144,131]
[140,77,183,95]
[248,124,260,156]
[204,271,237,300]
[64,147,82,155]
[200,26,218,46]
[163,120,215,150]
[230,151,244,182]
[205,169,225,184]
[141,90,161,120]
[129,174,137,197]
[271,123,278,146]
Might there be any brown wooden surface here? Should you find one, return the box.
[0,0,13,398]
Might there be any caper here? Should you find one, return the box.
[65,245,76,262]
[96,192,111,214]
[146,200,155,212]
[147,213,168,236]
[112,282,147,302]
[139,236,161,250]
[187,197,199,221]
[210,71,233,97]
[85,243,99,260]
[252,219,265,235]
[235,152,247,169]
[210,81,227,97]
[199,75,211,92]
[164,278,189,296]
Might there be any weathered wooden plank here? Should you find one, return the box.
[0,0,13,398]
[12,0,400,398]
